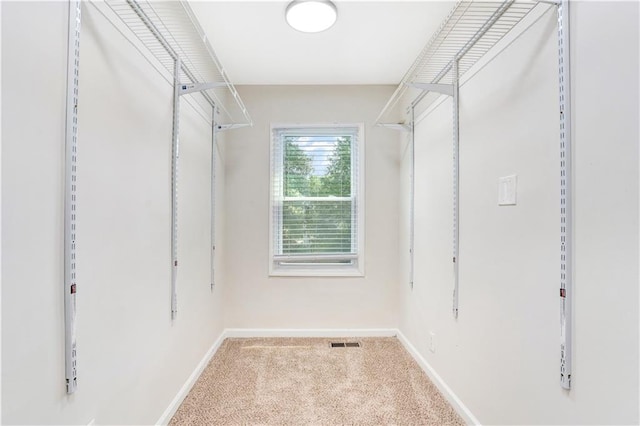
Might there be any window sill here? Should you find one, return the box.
[269,266,364,278]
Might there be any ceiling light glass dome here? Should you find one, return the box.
[285,0,338,33]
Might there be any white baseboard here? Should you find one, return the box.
[396,330,480,426]
[223,328,398,338]
[155,331,227,425]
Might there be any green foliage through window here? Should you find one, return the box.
[276,130,356,257]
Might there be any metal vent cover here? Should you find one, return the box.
[330,342,361,348]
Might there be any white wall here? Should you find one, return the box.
[223,85,400,329]
[398,2,639,424]
[1,2,226,424]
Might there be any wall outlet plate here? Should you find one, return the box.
[498,175,517,206]
[429,331,436,353]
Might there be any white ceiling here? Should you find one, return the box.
[189,1,456,85]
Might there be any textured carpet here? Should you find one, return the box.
[170,337,464,425]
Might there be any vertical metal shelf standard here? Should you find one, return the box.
[376,0,573,388]
[102,0,252,321]
[171,58,181,320]
[409,108,415,290]
[210,121,218,291]
[556,0,572,390]
[64,0,81,395]
[451,59,460,319]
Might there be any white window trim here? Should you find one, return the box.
[269,123,365,277]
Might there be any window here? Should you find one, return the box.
[270,124,364,276]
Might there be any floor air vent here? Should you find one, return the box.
[330,342,360,348]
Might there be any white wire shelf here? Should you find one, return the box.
[376,0,540,126]
[103,0,252,127]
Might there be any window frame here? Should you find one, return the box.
[269,123,365,277]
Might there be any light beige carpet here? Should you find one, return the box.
[170,337,464,425]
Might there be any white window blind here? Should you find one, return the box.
[271,125,362,273]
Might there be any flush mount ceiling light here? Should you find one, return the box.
[285,0,338,33]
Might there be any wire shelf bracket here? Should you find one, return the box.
[406,83,454,97]
[378,123,411,132]
[179,82,226,96]
[217,123,252,132]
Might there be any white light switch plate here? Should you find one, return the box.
[498,175,517,206]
